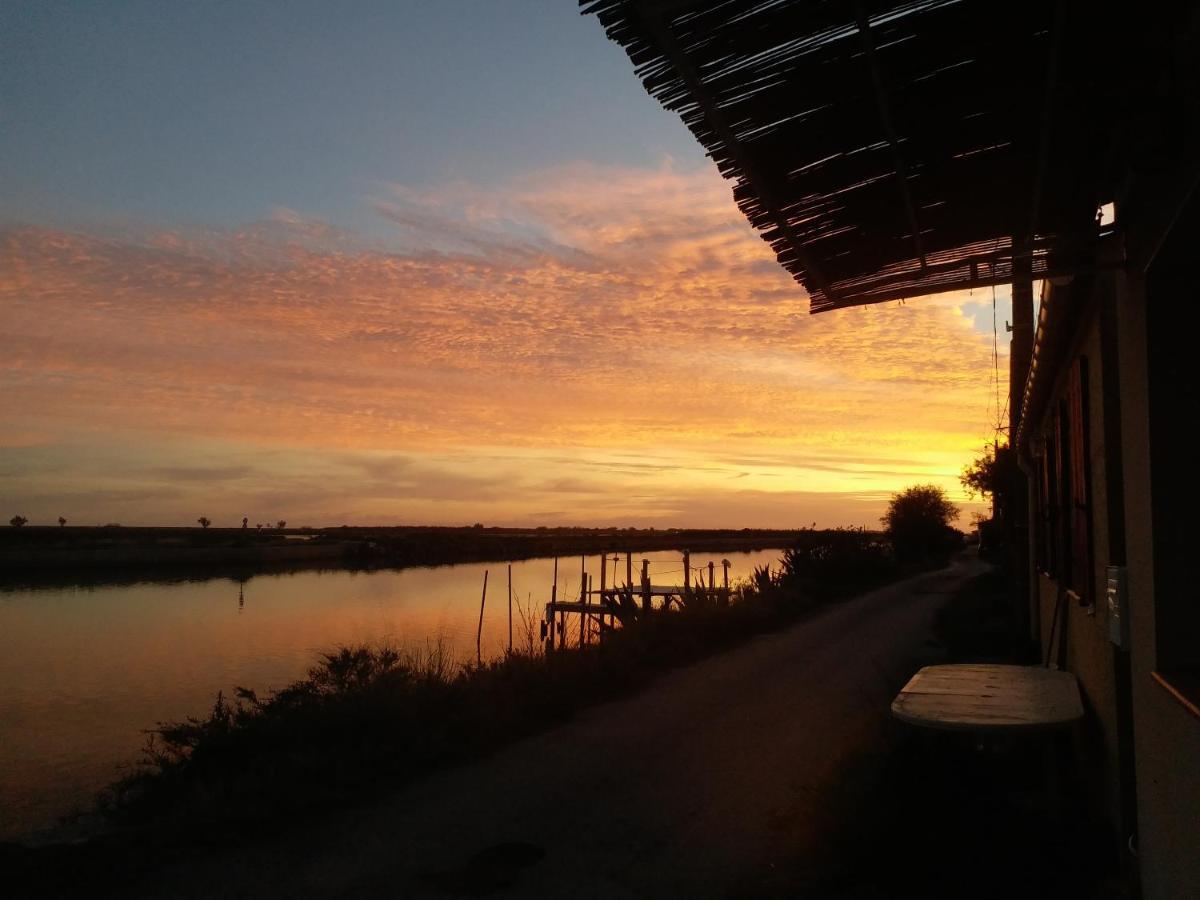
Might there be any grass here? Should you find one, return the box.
[99,528,904,839]
[4,531,971,896]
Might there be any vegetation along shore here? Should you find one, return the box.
[0,524,814,583]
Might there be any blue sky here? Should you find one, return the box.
[1,1,699,230]
[1,2,1005,528]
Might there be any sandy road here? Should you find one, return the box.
[133,555,984,899]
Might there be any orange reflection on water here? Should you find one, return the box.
[0,550,780,840]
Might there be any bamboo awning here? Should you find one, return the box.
[582,0,1143,312]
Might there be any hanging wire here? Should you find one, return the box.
[975,234,1008,451]
[992,280,1002,435]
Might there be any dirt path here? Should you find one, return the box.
[133,556,985,898]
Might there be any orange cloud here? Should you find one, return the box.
[1,162,1005,526]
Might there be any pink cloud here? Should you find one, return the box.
[1,162,1003,525]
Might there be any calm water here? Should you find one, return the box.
[0,549,781,840]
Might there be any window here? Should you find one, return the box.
[1043,357,1092,603]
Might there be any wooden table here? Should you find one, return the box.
[891,663,1084,732]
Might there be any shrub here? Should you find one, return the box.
[779,527,895,600]
[882,484,961,563]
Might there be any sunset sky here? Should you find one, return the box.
[1,1,1010,529]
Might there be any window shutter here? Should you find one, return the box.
[1036,453,1050,572]
[1054,404,1069,581]
[1067,358,1093,601]
[1044,435,1058,576]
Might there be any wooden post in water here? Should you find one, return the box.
[585,575,593,647]
[598,554,607,646]
[577,556,585,646]
[722,558,730,604]
[578,555,586,644]
[477,569,488,665]
[628,549,638,607]
[683,551,691,598]
[641,559,651,613]
[708,561,715,603]
[507,564,512,654]
[550,557,558,653]
[598,574,606,646]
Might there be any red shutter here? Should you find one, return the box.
[1067,359,1092,601]
[1054,405,1069,581]
[1035,454,1046,572]
[1043,436,1057,575]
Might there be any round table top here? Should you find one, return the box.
[891,663,1084,732]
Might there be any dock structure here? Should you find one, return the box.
[542,552,731,651]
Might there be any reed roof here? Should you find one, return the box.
[582,0,1145,312]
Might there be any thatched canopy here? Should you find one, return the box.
[582,0,1169,312]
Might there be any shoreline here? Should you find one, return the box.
[0,525,824,586]
[5,552,959,897]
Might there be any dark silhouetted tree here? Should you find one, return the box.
[961,442,1019,513]
[198,517,211,529]
[277,520,287,530]
[242,517,248,529]
[961,442,1020,554]
[882,484,961,563]
[10,515,28,528]
[58,516,67,527]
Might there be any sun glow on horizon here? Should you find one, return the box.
[2,161,1006,529]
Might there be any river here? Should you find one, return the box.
[0,548,782,842]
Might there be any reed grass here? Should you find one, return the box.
[105,528,902,837]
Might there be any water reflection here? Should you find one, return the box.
[0,549,782,840]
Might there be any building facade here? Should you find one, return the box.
[584,1,1200,893]
[1020,189,1199,897]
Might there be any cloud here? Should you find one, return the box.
[1,160,1004,526]
[152,465,257,483]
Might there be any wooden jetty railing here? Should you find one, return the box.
[541,551,732,652]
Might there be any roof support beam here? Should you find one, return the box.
[853,1,927,271]
[632,5,841,306]
[1028,0,1066,241]
[828,258,1121,310]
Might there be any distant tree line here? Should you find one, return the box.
[8,515,289,530]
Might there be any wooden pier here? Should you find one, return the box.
[541,551,732,651]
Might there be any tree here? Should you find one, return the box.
[58,516,67,527]
[961,442,1019,518]
[277,520,287,530]
[242,517,248,529]
[10,515,28,528]
[198,517,211,529]
[882,484,961,563]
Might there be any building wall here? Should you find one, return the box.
[1118,257,1200,900]
[1031,253,1200,898]
[1032,302,1124,840]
